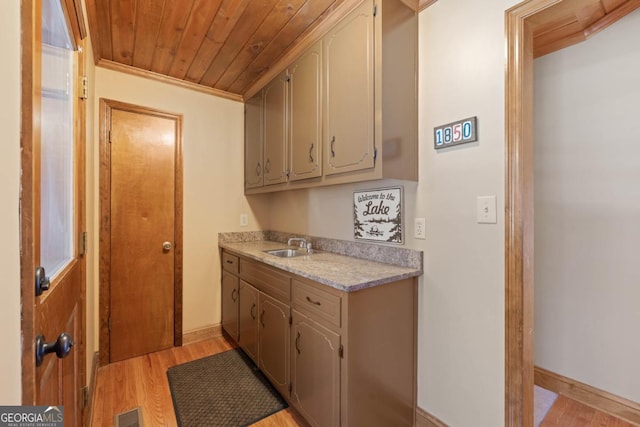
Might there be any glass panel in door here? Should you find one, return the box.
[40,0,75,277]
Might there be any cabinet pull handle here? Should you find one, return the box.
[309,143,314,163]
[264,158,271,174]
[256,162,261,177]
[231,288,237,302]
[250,303,256,320]
[305,296,321,306]
[260,309,265,327]
[330,136,336,157]
[295,331,301,355]
[226,259,233,264]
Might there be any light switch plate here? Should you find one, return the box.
[477,196,497,224]
[414,218,426,239]
[240,213,249,227]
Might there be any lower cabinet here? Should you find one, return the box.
[291,310,341,427]
[238,280,259,363]
[221,250,417,427]
[221,271,239,341]
[258,292,290,398]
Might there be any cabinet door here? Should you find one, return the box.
[289,40,322,181]
[324,0,375,176]
[263,71,288,185]
[259,292,290,397]
[291,310,340,427]
[238,280,259,363]
[221,271,239,341]
[245,91,263,189]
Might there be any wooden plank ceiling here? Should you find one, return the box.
[530,0,640,57]
[85,0,355,100]
[85,0,638,100]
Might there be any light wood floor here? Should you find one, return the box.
[90,336,635,427]
[540,395,636,427]
[90,336,307,426]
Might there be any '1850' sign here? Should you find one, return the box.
[434,116,477,149]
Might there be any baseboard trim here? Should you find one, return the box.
[416,406,448,427]
[535,366,640,426]
[87,352,99,426]
[182,324,223,345]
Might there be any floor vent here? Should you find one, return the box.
[114,407,143,427]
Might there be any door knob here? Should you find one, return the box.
[35,333,74,367]
[163,241,172,251]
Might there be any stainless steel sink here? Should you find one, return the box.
[264,248,308,258]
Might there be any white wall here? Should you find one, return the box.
[270,1,518,425]
[534,10,640,403]
[0,0,22,404]
[92,69,271,343]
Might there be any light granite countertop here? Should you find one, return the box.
[219,238,423,292]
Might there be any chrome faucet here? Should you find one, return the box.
[287,237,313,254]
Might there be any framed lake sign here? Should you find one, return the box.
[353,186,403,244]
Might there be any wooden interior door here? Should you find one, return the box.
[21,1,87,425]
[101,101,183,363]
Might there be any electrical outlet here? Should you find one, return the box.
[240,213,249,227]
[414,218,426,239]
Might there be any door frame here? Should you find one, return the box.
[20,0,88,409]
[98,99,184,366]
[504,0,564,425]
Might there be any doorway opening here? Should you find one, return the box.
[505,1,640,425]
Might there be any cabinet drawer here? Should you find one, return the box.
[240,259,291,301]
[293,279,341,328]
[222,252,239,274]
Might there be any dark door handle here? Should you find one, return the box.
[35,333,74,367]
[295,331,301,355]
[250,303,256,320]
[260,309,265,327]
[35,266,50,297]
[231,288,237,302]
